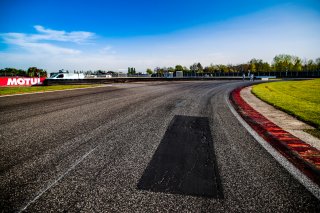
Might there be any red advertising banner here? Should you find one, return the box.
[0,77,46,87]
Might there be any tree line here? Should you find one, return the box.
[1,54,319,77]
[148,54,320,74]
[0,67,47,77]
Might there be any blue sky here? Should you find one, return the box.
[0,0,320,73]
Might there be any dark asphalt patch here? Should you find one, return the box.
[137,115,223,198]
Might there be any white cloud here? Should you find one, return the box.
[33,25,94,43]
[24,42,81,55]
[0,26,119,72]
[1,33,81,55]
[99,45,116,54]
[0,25,95,56]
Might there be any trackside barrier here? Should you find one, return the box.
[44,77,246,85]
[0,77,46,87]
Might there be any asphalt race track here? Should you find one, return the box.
[1,81,319,212]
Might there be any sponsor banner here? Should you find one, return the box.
[0,77,46,87]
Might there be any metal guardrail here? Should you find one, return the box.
[44,77,247,85]
[36,69,319,86]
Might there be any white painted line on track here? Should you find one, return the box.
[225,92,320,201]
[0,84,113,98]
[19,147,97,212]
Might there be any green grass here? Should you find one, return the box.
[0,84,102,96]
[304,129,320,139]
[252,79,320,131]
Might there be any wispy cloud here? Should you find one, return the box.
[33,25,94,43]
[1,25,95,55]
[0,26,117,71]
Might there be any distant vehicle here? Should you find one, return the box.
[48,71,113,79]
[48,72,85,79]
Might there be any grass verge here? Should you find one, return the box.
[0,84,103,96]
[252,79,320,135]
[304,129,320,139]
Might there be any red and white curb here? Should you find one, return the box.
[226,86,320,200]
